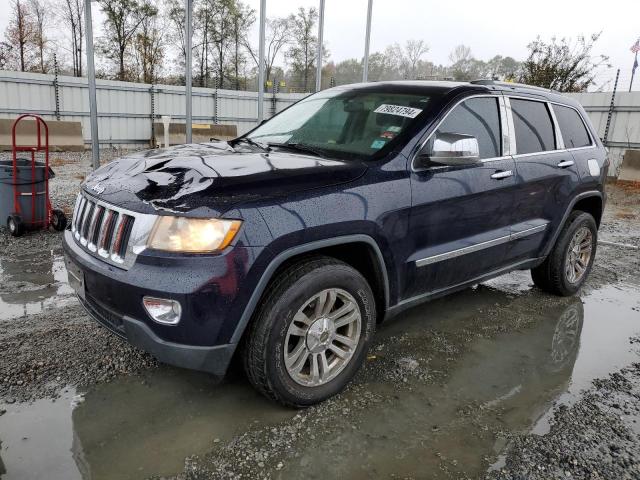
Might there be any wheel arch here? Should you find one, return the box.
[229,235,390,345]
[542,191,603,258]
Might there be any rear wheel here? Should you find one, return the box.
[51,209,68,231]
[243,257,376,407]
[7,215,25,237]
[531,211,597,296]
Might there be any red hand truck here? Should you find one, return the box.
[6,114,67,236]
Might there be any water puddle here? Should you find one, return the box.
[0,275,638,479]
[0,249,75,321]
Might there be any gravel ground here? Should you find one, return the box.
[0,150,639,479]
[487,363,640,480]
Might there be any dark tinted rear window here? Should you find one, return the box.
[511,99,555,154]
[552,104,592,149]
[437,97,501,159]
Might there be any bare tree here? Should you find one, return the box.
[230,1,254,90]
[244,16,291,86]
[404,39,429,79]
[29,0,49,73]
[58,0,84,76]
[519,33,610,92]
[6,0,34,72]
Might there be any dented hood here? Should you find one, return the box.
[82,143,367,216]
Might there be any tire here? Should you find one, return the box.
[7,215,25,237]
[243,256,376,408]
[531,211,597,296]
[51,209,68,231]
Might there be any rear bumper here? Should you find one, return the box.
[77,293,235,376]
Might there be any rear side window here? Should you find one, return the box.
[436,97,501,159]
[510,99,556,154]
[552,104,592,149]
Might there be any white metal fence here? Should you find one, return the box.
[0,70,638,175]
[0,70,307,147]
[566,91,640,174]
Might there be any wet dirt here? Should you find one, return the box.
[0,155,639,479]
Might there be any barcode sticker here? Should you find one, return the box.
[374,104,422,118]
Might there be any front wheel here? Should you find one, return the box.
[7,215,25,237]
[243,257,376,407]
[531,211,597,296]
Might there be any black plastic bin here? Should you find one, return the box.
[0,158,55,227]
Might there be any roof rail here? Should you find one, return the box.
[470,79,554,93]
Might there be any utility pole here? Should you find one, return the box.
[362,0,373,82]
[315,0,325,92]
[257,0,266,123]
[185,0,193,144]
[84,0,99,170]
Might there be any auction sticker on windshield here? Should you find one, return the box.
[374,104,422,118]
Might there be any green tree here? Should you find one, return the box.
[98,0,158,80]
[286,7,327,92]
[519,34,609,92]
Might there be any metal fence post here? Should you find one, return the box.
[362,0,373,82]
[53,54,61,121]
[603,69,620,146]
[213,78,219,124]
[271,81,277,117]
[185,0,193,144]
[150,85,155,147]
[84,0,100,169]
[257,0,266,123]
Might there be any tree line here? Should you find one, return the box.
[0,0,609,93]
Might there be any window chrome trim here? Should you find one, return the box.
[415,223,548,267]
[411,94,508,171]
[503,96,517,156]
[505,95,596,156]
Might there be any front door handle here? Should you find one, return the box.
[557,160,575,168]
[491,170,513,180]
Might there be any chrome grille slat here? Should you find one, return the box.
[71,192,154,270]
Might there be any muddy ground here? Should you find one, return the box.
[0,151,639,480]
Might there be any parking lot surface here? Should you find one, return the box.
[1,152,639,479]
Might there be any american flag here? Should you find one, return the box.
[632,38,640,54]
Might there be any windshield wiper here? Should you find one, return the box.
[268,142,327,158]
[230,137,271,152]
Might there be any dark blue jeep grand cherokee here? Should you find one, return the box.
[63,80,607,407]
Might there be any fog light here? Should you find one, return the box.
[142,297,182,325]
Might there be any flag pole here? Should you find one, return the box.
[630,52,638,92]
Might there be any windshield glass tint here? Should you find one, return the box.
[246,90,432,159]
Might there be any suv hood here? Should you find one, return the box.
[83,143,367,216]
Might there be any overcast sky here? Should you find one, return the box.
[1,0,638,87]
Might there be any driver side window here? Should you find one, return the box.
[436,97,502,159]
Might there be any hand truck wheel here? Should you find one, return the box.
[51,209,68,231]
[7,214,25,237]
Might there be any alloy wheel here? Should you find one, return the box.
[284,288,361,387]
[565,226,593,284]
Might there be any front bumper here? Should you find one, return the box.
[77,293,235,376]
[63,229,264,376]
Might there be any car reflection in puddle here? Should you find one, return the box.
[0,249,75,321]
[0,281,638,480]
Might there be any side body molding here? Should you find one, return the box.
[229,234,390,344]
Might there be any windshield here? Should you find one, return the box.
[245,89,432,160]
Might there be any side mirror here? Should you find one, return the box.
[418,132,481,167]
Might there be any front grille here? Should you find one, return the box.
[71,192,144,269]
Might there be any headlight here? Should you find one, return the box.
[147,217,242,253]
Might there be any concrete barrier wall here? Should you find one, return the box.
[0,118,84,151]
[0,71,307,148]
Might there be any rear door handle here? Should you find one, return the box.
[491,170,513,180]
[557,160,574,168]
